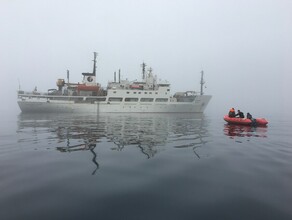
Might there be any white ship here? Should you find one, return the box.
[17,53,211,113]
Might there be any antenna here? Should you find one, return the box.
[67,70,70,83]
[200,70,205,95]
[18,78,21,90]
[118,69,121,83]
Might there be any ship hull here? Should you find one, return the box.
[18,95,211,113]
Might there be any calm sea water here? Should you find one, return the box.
[0,111,291,220]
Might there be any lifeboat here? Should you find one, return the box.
[130,84,143,90]
[77,84,99,92]
[224,115,268,126]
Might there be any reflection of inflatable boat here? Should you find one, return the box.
[224,115,268,126]
[223,124,267,138]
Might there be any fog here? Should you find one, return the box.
[1,0,291,117]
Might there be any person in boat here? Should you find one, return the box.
[235,110,244,118]
[228,108,236,118]
[247,112,257,126]
[246,112,252,120]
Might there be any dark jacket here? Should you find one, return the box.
[235,111,244,118]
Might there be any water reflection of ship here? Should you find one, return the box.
[106,114,169,158]
[17,113,209,173]
[105,113,209,159]
[17,113,104,174]
[57,142,99,175]
[223,124,267,138]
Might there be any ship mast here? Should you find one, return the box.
[81,52,98,84]
[200,70,205,95]
[92,52,97,76]
[67,70,70,83]
[141,62,146,80]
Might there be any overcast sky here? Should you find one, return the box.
[0,0,291,117]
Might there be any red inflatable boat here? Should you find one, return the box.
[224,115,268,126]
